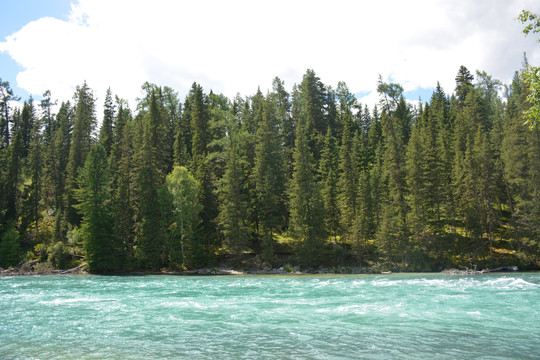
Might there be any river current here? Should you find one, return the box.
[1,273,539,359]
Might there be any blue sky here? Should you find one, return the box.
[0,0,72,100]
[1,0,540,111]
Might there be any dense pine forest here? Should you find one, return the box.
[0,63,539,273]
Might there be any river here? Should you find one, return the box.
[1,273,539,359]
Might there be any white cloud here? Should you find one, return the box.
[1,0,540,115]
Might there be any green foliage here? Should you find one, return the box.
[98,88,115,155]
[320,126,340,239]
[289,117,325,267]
[253,96,288,262]
[188,83,216,259]
[0,78,20,149]
[0,223,20,268]
[218,139,250,252]
[2,57,540,272]
[160,166,202,269]
[34,243,48,262]
[455,66,474,106]
[48,241,70,269]
[65,82,97,227]
[518,10,540,41]
[284,263,294,272]
[75,144,122,273]
[338,117,358,243]
[521,65,540,129]
[517,11,540,128]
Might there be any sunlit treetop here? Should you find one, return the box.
[517,10,540,129]
[518,10,540,42]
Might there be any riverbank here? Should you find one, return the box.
[0,260,521,277]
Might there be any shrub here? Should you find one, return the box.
[48,241,70,269]
[284,264,294,272]
[0,225,20,268]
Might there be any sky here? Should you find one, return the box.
[1,0,540,114]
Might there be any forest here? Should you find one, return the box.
[0,62,539,273]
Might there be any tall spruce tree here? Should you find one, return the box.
[134,91,166,269]
[75,144,122,273]
[4,131,23,222]
[338,116,358,245]
[65,82,97,227]
[272,77,294,176]
[377,108,409,267]
[289,117,325,267]
[298,69,327,162]
[501,72,540,258]
[40,90,56,146]
[217,110,251,253]
[0,79,19,149]
[50,102,73,241]
[98,88,115,156]
[455,66,475,107]
[355,169,373,265]
[319,126,340,241]
[253,96,287,264]
[22,113,43,242]
[189,83,216,260]
[109,103,134,263]
[174,91,193,167]
[18,98,35,157]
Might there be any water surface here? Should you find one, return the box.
[1,273,539,359]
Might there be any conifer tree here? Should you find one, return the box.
[109,104,134,262]
[0,222,20,268]
[252,96,287,264]
[49,102,72,241]
[65,82,97,226]
[217,109,251,253]
[40,90,56,146]
[431,83,454,224]
[0,79,19,149]
[289,117,325,267]
[75,144,122,273]
[451,88,487,253]
[98,87,115,156]
[355,169,373,265]
[189,83,216,259]
[174,91,192,167]
[218,142,250,253]
[338,116,358,244]
[134,91,166,269]
[18,98,35,157]
[501,72,540,255]
[473,128,498,260]
[453,136,483,258]
[298,69,327,162]
[367,106,383,166]
[377,109,409,266]
[4,131,23,222]
[319,126,340,240]
[272,77,295,176]
[22,117,43,241]
[162,86,181,163]
[455,65,474,107]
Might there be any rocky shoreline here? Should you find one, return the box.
[0,260,521,277]
[0,260,89,276]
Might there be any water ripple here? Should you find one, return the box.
[1,273,539,359]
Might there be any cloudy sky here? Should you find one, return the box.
[1,0,540,112]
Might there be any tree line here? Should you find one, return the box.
[0,65,538,273]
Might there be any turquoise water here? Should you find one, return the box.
[1,274,539,359]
